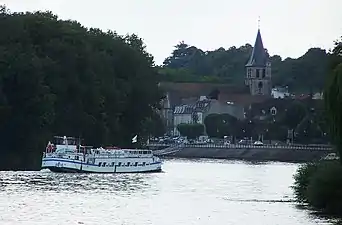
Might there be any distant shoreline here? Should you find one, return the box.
[151,145,333,163]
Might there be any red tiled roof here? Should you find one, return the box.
[159,82,272,107]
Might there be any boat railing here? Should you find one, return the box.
[89,153,153,158]
[43,151,153,159]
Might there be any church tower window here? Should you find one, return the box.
[258,81,263,94]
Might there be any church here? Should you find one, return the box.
[159,28,276,135]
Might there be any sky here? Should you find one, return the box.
[1,0,341,65]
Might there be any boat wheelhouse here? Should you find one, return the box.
[41,136,162,173]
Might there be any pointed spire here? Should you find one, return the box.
[246,28,268,67]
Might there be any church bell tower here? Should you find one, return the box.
[245,28,272,96]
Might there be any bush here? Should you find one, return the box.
[293,163,318,202]
[293,161,342,216]
[177,123,204,139]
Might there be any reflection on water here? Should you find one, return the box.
[1,171,153,194]
[0,159,338,225]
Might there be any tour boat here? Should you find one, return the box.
[41,136,162,173]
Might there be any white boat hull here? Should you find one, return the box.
[41,157,162,173]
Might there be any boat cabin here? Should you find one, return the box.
[54,136,79,146]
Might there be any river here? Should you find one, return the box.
[0,159,337,225]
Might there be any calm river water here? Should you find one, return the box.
[0,159,337,225]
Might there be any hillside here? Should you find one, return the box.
[159,41,330,93]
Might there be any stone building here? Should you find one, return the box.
[245,29,272,96]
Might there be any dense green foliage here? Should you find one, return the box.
[293,163,319,202]
[160,41,329,93]
[204,113,237,138]
[325,37,342,159]
[293,38,342,218]
[293,161,342,216]
[202,100,328,143]
[176,123,204,139]
[0,7,164,170]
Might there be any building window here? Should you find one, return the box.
[247,68,252,78]
[259,69,263,78]
[258,82,263,94]
[262,69,266,78]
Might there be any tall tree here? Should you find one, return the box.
[0,6,162,169]
[324,37,342,161]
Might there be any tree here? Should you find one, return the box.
[141,113,166,138]
[177,123,204,139]
[324,37,342,160]
[0,7,162,169]
[160,41,329,93]
[281,101,307,129]
[204,113,237,138]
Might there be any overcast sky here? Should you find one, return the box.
[1,0,341,65]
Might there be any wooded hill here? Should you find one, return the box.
[159,41,331,93]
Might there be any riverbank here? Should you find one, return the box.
[293,160,342,217]
[158,147,332,163]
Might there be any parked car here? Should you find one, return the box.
[253,141,263,146]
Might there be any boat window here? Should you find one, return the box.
[111,162,114,167]
[98,162,102,167]
[102,162,106,167]
[134,162,138,166]
[75,156,79,160]
[142,162,146,166]
[118,162,121,166]
[127,162,130,167]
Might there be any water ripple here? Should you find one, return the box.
[0,159,336,225]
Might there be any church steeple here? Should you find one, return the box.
[246,29,267,67]
[245,28,272,97]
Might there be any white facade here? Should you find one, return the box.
[313,92,323,100]
[196,112,203,124]
[271,88,290,99]
[173,113,192,136]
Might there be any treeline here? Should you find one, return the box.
[0,6,164,170]
[159,41,330,93]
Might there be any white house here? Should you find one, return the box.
[271,87,290,99]
[173,105,194,136]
